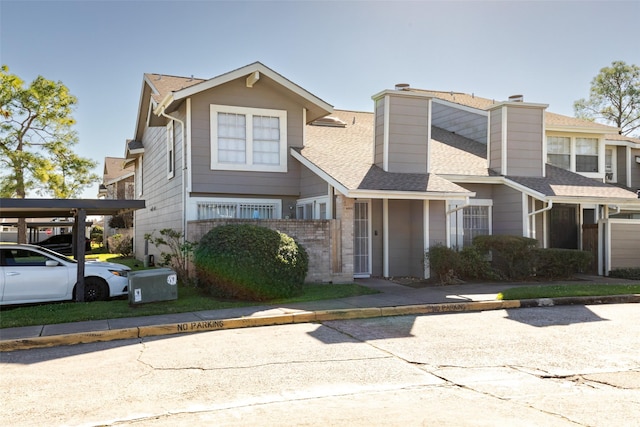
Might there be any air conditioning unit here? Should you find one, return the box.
[128,268,178,305]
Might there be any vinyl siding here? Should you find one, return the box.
[371,199,383,277]
[299,164,328,198]
[188,77,304,196]
[505,107,544,177]
[616,147,627,185]
[492,185,523,236]
[386,96,429,174]
[489,108,504,172]
[374,98,385,168]
[133,111,186,261]
[610,221,640,268]
[429,200,447,247]
[432,102,487,144]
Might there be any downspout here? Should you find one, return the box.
[528,199,553,217]
[159,108,188,249]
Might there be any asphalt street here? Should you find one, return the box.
[1,303,639,426]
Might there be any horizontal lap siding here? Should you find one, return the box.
[505,107,544,177]
[630,148,640,189]
[492,185,523,236]
[387,97,429,174]
[610,222,640,268]
[300,165,328,198]
[189,78,303,196]
[432,102,487,144]
[134,110,186,260]
[489,109,503,172]
[374,98,385,168]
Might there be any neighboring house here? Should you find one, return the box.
[98,157,135,244]
[125,62,640,280]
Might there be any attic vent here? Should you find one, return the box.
[310,116,347,128]
[395,83,411,91]
[508,94,524,102]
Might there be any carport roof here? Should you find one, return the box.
[0,198,145,218]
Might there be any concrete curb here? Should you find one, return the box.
[1,294,638,352]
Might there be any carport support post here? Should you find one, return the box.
[75,209,86,302]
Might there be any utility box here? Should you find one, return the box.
[128,268,178,305]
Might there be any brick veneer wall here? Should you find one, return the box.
[187,218,352,283]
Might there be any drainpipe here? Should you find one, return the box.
[528,200,553,217]
[159,108,188,248]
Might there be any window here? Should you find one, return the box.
[167,121,175,179]
[547,136,570,169]
[295,196,330,219]
[196,198,281,220]
[136,156,143,197]
[462,206,490,247]
[547,135,602,174]
[605,147,616,182]
[449,200,492,249]
[576,138,598,172]
[210,105,287,172]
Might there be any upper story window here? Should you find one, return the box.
[210,105,287,172]
[547,135,601,174]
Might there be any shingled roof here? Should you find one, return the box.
[299,108,640,204]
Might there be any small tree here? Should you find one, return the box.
[145,229,194,285]
[574,60,640,136]
[0,65,100,242]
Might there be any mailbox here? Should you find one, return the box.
[128,268,178,305]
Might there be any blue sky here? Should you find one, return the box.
[2,0,639,199]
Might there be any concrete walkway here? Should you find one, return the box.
[1,275,639,352]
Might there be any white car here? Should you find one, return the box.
[0,243,130,305]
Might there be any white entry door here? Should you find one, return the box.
[354,200,371,277]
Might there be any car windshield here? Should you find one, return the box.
[34,245,79,264]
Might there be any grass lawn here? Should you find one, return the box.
[497,284,640,300]
[0,279,377,329]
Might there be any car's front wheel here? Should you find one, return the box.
[83,277,109,302]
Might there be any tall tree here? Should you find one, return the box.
[574,60,640,136]
[0,65,100,242]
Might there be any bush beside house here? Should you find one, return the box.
[194,224,308,301]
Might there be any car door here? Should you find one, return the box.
[1,248,72,304]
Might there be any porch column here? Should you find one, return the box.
[383,198,389,277]
[423,200,430,279]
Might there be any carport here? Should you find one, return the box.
[0,198,145,301]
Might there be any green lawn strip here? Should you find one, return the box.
[497,284,640,300]
[0,283,377,329]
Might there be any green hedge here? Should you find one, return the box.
[194,224,308,301]
[532,248,591,279]
[609,268,640,280]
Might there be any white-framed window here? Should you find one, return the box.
[547,136,570,170]
[546,135,602,174]
[449,199,492,249]
[605,146,616,182]
[210,105,287,172]
[192,197,282,220]
[295,196,329,219]
[166,121,175,179]
[575,138,598,172]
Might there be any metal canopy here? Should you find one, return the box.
[0,198,145,302]
[0,198,145,218]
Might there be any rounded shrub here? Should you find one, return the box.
[194,224,308,301]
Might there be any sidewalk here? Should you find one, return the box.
[1,275,639,352]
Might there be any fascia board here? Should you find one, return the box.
[488,101,549,111]
[171,62,333,114]
[348,189,475,200]
[105,172,135,186]
[371,89,433,101]
[548,196,640,206]
[545,125,617,135]
[133,78,158,141]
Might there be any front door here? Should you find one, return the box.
[354,201,371,277]
[549,205,578,249]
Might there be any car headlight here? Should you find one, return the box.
[109,270,129,278]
